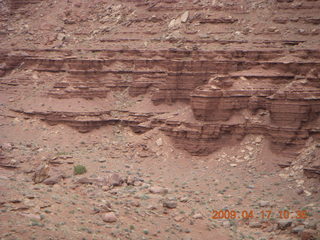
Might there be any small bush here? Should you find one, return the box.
[74,165,87,175]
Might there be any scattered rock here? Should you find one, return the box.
[180,11,189,23]
[76,177,95,184]
[131,201,140,207]
[56,33,65,41]
[277,219,293,230]
[163,200,177,209]
[149,186,168,194]
[168,19,176,28]
[43,174,64,185]
[222,221,231,228]
[168,18,181,29]
[179,197,188,202]
[146,204,157,210]
[297,188,305,195]
[255,136,263,143]
[304,190,312,197]
[102,212,117,223]
[126,175,139,185]
[174,215,185,222]
[156,138,163,146]
[258,200,270,207]
[192,213,203,219]
[249,221,262,228]
[108,173,123,187]
[246,146,254,152]
[32,164,50,184]
[133,180,143,186]
[1,143,14,151]
[292,225,304,234]
[0,158,19,168]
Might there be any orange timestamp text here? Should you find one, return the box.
[211,209,308,220]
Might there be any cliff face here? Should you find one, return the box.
[1,0,320,157]
[187,72,320,155]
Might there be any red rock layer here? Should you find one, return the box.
[1,47,320,156]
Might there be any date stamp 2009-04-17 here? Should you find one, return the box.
[211,209,308,220]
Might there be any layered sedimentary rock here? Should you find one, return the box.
[12,109,157,134]
[1,47,320,157]
[191,79,320,126]
[187,76,320,156]
[1,0,320,157]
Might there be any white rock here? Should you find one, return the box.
[156,138,163,146]
[168,19,176,28]
[246,146,254,151]
[305,190,312,196]
[149,186,168,194]
[180,11,189,23]
[258,200,270,207]
[168,18,181,29]
[193,213,203,219]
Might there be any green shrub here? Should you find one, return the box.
[74,165,87,175]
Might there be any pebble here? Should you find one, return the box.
[277,219,293,230]
[43,174,63,185]
[146,204,157,210]
[292,225,304,234]
[174,215,185,222]
[163,200,177,209]
[222,221,231,228]
[192,213,203,219]
[180,11,189,23]
[149,186,168,194]
[131,201,140,207]
[249,221,262,228]
[102,212,117,223]
[179,197,188,202]
[108,173,123,186]
[156,138,163,146]
[258,200,270,207]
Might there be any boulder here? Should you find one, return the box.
[102,212,117,223]
[32,164,50,183]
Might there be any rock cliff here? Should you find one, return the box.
[1,0,320,157]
